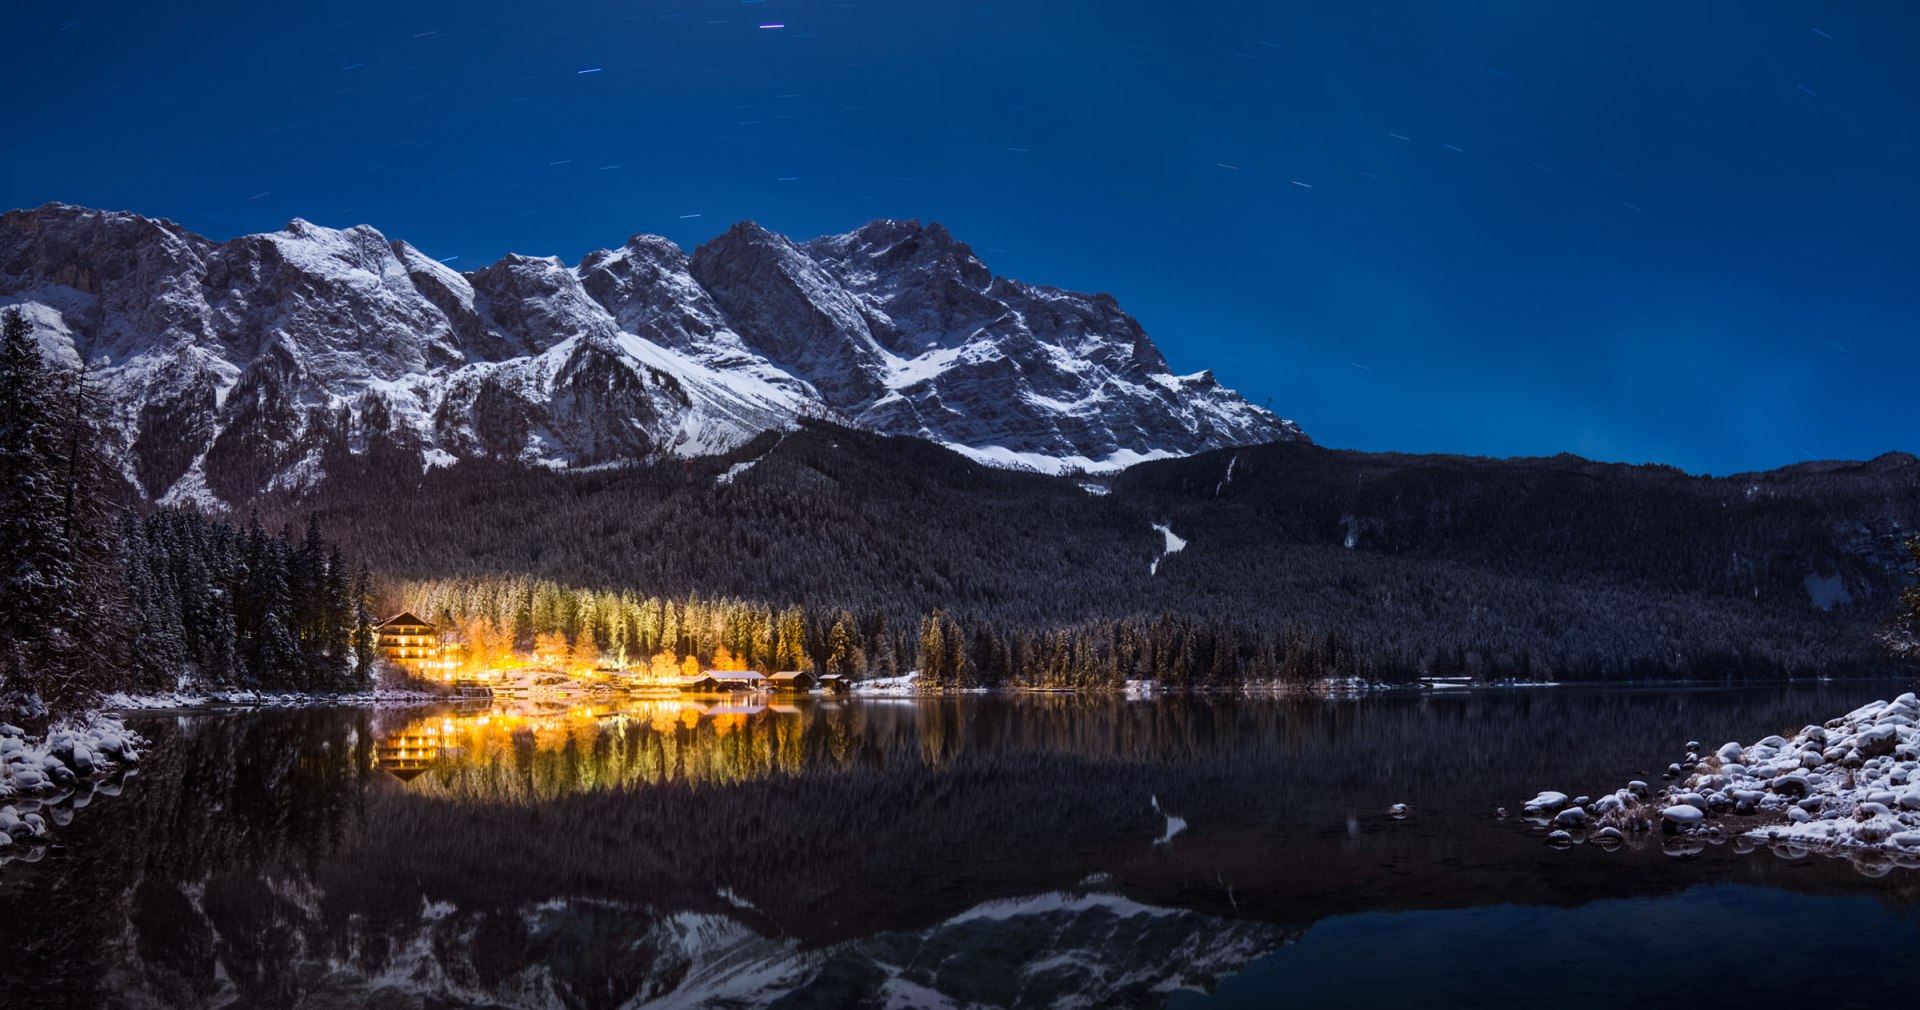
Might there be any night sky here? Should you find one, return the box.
[3,1,1915,474]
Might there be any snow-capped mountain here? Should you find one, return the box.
[0,203,1306,505]
[96,883,1292,1008]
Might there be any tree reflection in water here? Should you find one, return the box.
[2,686,1917,1008]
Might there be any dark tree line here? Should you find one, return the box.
[913,610,1370,690]
[0,307,377,714]
[288,422,1918,684]
[1,308,125,713]
[1889,536,1920,663]
[120,510,377,695]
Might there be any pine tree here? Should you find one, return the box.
[826,610,865,677]
[316,546,354,688]
[255,611,300,687]
[1892,536,1920,663]
[776,607,808,672]
[352,563,377,683]
[243,528,301,687]
[120,513,184,689]
[570,624,600,672]
[0,308,104,711]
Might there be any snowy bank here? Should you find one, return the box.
[1,714,143,867]
[848,672,920,697]
[103,688,450,711]
[1525,692,1920,865]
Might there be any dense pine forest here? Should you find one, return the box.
[0,309,378,714]
[305,421,1920,685]
[5,288,1918,713]
[393,574,1372,689]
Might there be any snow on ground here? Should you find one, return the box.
[1150,795,1187,845]
[945,890,1178,926]
[102,688,448,711]
[940,442,1180,476]
[1148,522,1187,576]
[715,460,757,486]
[1214,453,1238,496]
[1525,692,1920,863]
[848,672,922,698]
[1,713,143,864]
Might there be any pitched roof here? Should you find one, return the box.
[377,611,434,630]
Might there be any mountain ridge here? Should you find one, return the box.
[0,202,1305,506]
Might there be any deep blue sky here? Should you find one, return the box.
[4,1,1915,474]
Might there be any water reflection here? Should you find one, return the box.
[2,685,1917,1008]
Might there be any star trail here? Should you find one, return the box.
[1,0,1914,473]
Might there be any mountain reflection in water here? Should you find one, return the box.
[2,686,1918,1008]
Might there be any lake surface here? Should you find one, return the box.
[3,683,1918,1008]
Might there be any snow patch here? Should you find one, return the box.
[941,442,1181,476]
[1148,522,1187,576]
[1151,795,1187,845]
[849,672,922,697]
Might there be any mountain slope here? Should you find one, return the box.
[0,203,1304,504]
[290,421,1920,680]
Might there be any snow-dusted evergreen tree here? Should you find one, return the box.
[1891,536,1920,663]
[0,308,73,710]
[826,610,865,677]
[318,546,355,688]
[120,513,186,690]
[865,613,897,681]
[240,516,300,687]
[0,308,124,712]
[352,562,377,683]
[290,514,329,677]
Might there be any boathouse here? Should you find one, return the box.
[770,671,816,691]
[678,671,768,692]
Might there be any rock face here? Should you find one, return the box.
[0,204,1306,504]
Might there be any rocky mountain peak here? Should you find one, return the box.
[0,204,1306,504]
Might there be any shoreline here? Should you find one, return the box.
[1526,691,1920,868]
[2,713,144,866]
[92,675,1912,712]
[103,688,454,714]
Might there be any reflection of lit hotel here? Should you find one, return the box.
[375,724,444,781]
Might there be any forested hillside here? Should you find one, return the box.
[0,308,380,714]
[286,420,1920,682]
[12,264,1908,705]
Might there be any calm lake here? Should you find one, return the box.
[4,683,1918,1008]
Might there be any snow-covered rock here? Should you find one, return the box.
[1523,791,1569,815]
[1661,805,1706,831]
[0,205,1308,503]
[0,714,144,866]
[1539,693,1920,860]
